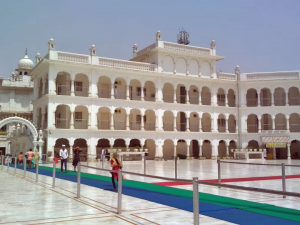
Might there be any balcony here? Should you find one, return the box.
[57,85,71,95]
[163,94,173,103]
[218,126,226,132]
[98,120,110,130]
[114,89,126,100]
[56,119,70,129]
[247,124,258,133]
[74,119,87,129]
[189,124,199,132]
[130,122,141,130]
[177,123,186,132]
[145,122,155,131]
[98,88,110,98]
[144,92,156,102]
[163,122,173,131]
[247,99,258,107]
[75,86,88,97]
[262,124,272,131]
[202,124,211,132]
[290,124,300,132]
[114,121,126,130]
[289,97,300,106]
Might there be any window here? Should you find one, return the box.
[75,81,83,91]
[19,72,22,75]
[218,119,226,127]
[24,72,28,75]
[75,112,82,120]
[217,94,225,102]
[136,115,141,124]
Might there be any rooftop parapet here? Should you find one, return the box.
[241,71,300,81]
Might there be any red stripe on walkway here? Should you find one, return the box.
[153,174,300,186]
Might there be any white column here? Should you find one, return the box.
[38,145,43,162]
[70,145,73,158]
[88,112,91,129]
[286,92,289,106]
[272,115,275,130]
[199,116,202,132]
[53,111,56,127]
[226,117,229,133]
[258,116,261,133]
[111,84,115,99]
[186,115,190,132]
[257,94,260,106]
[286,115,290,132]
[273,147,276,159]
[287,143,291,160]
[70,111,74,129]
[235,119,238,133]
[71,79,75,96]
[141,87,144,101]
[271,92,274,106]
[126,113,130,130]
[141,112,144,131]
[126,85,130,100]
[199,145,202,157]
[211,118,214,132]
[174,116,177,131]
[155,115,158,131]
[174,90,177,103]
[235,94,238,107]
[88,82,92,97]
[156,87,159,102]
[199,92,202,105]
[174,143,177,157]
[110,113,114,130]
[186,143,190,158]
[42,79,46,96]
[225,94,228,106]
[244,93,247,106]
[186,90,189,104]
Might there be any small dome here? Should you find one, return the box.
[18,55,34,70]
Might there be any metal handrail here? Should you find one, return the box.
[219,160,300,167]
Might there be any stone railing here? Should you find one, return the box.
[136,43,156,56]
[246,72,299,81]
[217,73,237,81]
[57,52,89,64]
[98,57,157,72]
[163,42,211,55]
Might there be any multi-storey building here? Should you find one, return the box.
[0,52,34,155]
[30,31,300,160]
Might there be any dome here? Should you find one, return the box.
[18,54,34,70]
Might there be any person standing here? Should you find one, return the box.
[59,145,68,173]
[18,152,23,168]
[110,152,123,191]
[72,146,82,172]
[25,149,35,169]
[33,149,40,169]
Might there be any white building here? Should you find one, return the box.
[28,31,300,160]
[0,52,34,156]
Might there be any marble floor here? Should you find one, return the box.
[1,159,300,224]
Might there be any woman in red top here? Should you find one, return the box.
[110,152,123,191]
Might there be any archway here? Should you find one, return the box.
[291,140,300,159]
[218,140,227,157]
[96,138,110,156]
[74,139,88,162]
[163,139,174,159]
[202,140,212,159]
[54,138,70,158]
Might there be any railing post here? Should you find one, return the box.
[193,177,199,225]
[14,157,17,175]
[23,157,27,178]
[0,155,3,170]
[281,163,286,198]
[144,155,146,175]
[217,160,221,188]
[36,160,39,182]
[101,155,104,169]
[117,170,122,214]
[52,160,56,188]
[175,157,178,179]
[77,162,81,198]
[7,157,10,172]
[87,154,89,167]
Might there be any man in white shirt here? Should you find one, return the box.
[101,148,109,161]
[59,144,68,173]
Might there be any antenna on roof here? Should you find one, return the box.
[25,48,28,55]
[177,28,190,45]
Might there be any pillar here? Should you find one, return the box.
[155,115,158,131]
[88,82,92,97]
[174,116,177,131]
[186,90,189,104]
[273,147,276,159]
[126,85,130,100]
[286,116,290,132]
[258,116,261,133]
[286,92,289,106]
[126,113,130,130]
[141,87,144,101]
[174,143,177,157]
[199,145,202,157]
[71,79,75,96]
[38,145,43,162]
[186,115,190,132]
[141,112,145,131]
[211,118,214,132]
[174,90,177,103]
[235,119,238,133]
[226,117,229,133]
[186,143,190,158]
[257,94,260,106]
[271,92,274,106]
[199,91,202,105]
[199,116,202,132]
[42,79,46,96]
[235,94,238,107]
[53,111,56,127]
[225,94,228,106]
[272,115,275,130]
[226,145,229,156]
[287,143,291,160]
[110,113,114,130]
[70,145,73,158]
[88,112,91,129]
[111,84,115,99]
[70,111,74,129]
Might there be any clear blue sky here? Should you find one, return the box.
[1,0,300,78]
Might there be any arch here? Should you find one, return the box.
[189,112,199,132]
[129,108,141,130]
[291,140,300,159]
[260,88,271,106]
[229,140,237,152]
[202,140,212,159]
[55,104,71,129]
[190,139,199,158]
[162,82,174,103]
[145,109,156,131]
[217,114,226,133]
[176,57,187,74]
[274,87,286,106]
[189,85,199,105]
[114,77,127,99]
[248,140,259,149]
[56,71,71,95]
[261,113,272,130]
[144,81,156,102]
[288,87,300,105]
[201,61,211,77]
[227,89,235,107]
[163,139,174,159]
[217,88,226,106]
[247,114,258,133]
[74,73,89,97]
[246,88,258,107]
[201,113,211,132]
[176,111,187,132]
[0,116,39,141]
[218,140,227,157]
[275,113,286,130]
[290,113,300,132]
[228,114,236,133]
[74,138,88,161]
[163,55,174,73]
[176,139,187,156]
[74,105,89,129]
[176,84,187,104]
[145,139,156,159]
[98,107,111,129]
[96,138,110,156]
[98,76,111,98]
[54,138,70,158]
[163,110,174,131]
[113,108,126,130]
[129,139,141,148]
[189,59,199,76]
[201,86,211,105]
[129,79,142,100]
[113,139,126,148]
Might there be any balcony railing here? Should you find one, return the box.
[189,95,199,104]
[218,126,226,132]
[114,121,126,130]
[228,125,236,133]
[163,94,173,103]
[98,120,110,130]
[75,86,88,97]
[114,89,126,100]
[274,98,285,106]
[98,88,110,98]
[57,85,71,95]
[176,95,187,104]
[201,96,211,105]
[247,124,258,133]
[55,118,70,129]
[189,124,199,132]
[202,124,211,132]
[130,91,141,101]
[262,124,272,130]
[144,122,155,131]
[177,123,186,131]
[261,98,271,106]
[290,124,300,132]
[217,101,225,106]
[130,122,141,130]
[144,92,156,102]
[289,97,300,105]
[247,99,258,107]
[163,122,173,131]
[74,119,87,129]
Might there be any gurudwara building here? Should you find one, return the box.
[1,30,300,160]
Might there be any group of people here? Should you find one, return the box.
[57,144,123,191]
[18,149,39,169]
